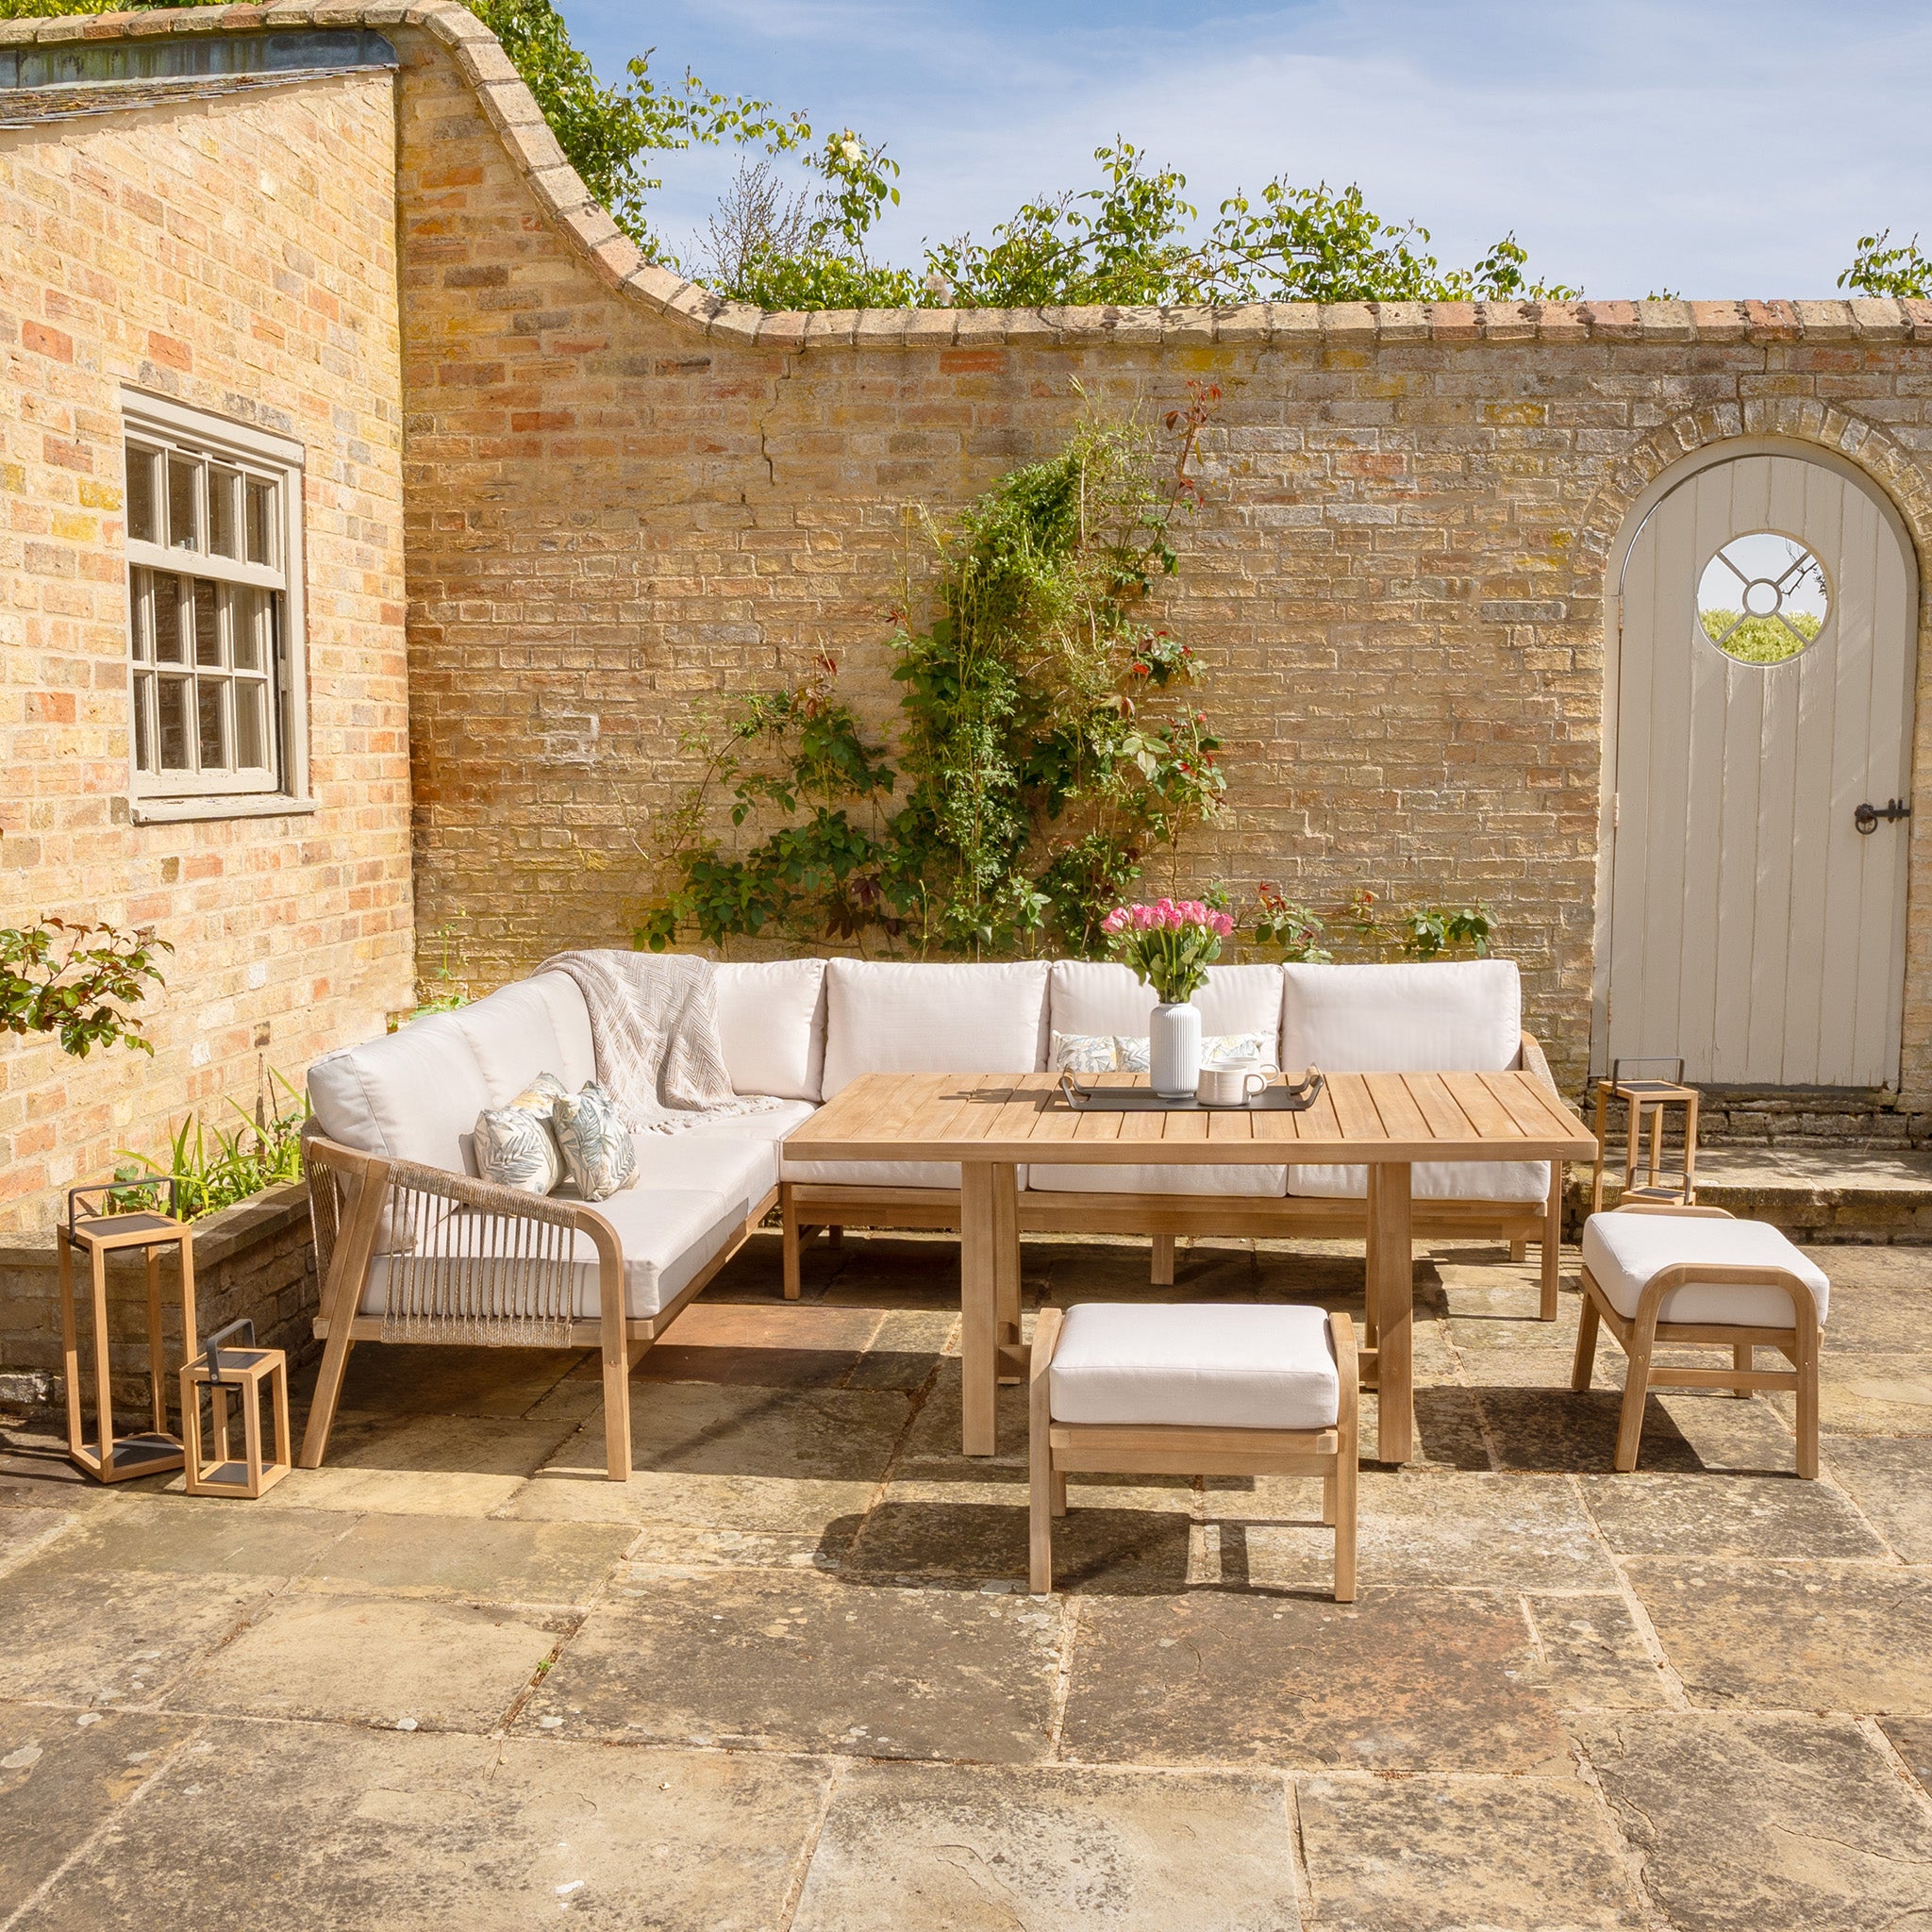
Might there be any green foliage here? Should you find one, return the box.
[1839,228,1932,300]
[0,0,220,15]
[641,392,1226,958]
[115,1068,308,1221]
[1248,885,1495,963]
[1698,608,1822,665]
[1,918,172,1058]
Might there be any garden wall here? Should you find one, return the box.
[0,46,416,1235]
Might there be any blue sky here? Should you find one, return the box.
[561,0,1932,297]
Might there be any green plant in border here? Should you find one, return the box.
[638,388,1225,960]
[114,1067,309,1221]
[1,917,172,1058]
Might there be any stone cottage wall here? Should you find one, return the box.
[0,53,416,1235]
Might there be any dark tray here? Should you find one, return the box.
[1053,1070,1326,1114]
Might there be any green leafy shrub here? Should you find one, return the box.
[1,918,172,1058]
[114,1069,308,1221]
[1249,886,1495,963]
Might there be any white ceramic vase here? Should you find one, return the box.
[1149,1000,1202,1099]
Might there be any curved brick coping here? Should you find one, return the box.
[8,4,1932,355]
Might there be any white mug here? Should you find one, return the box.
[1196,1064,1271,1108]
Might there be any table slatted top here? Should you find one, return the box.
[785,1071,1598,1166]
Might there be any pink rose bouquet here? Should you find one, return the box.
[1099,897,1236,1004]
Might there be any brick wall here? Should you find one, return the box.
[0,58,415,1235]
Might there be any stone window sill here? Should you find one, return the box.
[130,794,318,826]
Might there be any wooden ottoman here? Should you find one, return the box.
[1573,1204,1829,1475]
[1029,1301,1357,1601]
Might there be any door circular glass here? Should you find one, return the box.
[1695,531,1830,664]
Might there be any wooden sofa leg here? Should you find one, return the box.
[1151,1233,1176,1287]
[298,1324,355,1471]
[1796,1337,1820,1479]
[602,1349,632,1483]
[781,1189,803,1301]
[1732,1341,1753,1391]
[1614,1319,1656,1473]
[1570,1291,1601,1392]
[1509,1239,1527,1263]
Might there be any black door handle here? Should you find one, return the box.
[1855,799,1912,834]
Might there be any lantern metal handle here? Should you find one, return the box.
[199,1317,257,1385]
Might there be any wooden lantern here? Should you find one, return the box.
[57,1177,198,1483]
[180,1318,291,1500]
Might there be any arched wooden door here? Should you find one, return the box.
[1604,448,1918,1087]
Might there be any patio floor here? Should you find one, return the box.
[3,1230,1930,1929]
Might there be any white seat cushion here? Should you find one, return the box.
[820,959,1050,1097]
[1581,1213,1829,1329]
[1027,1160,1287,1198]
[626,1129,782,1224]
[1050,1302,1339,1431]
[1285,1159,1551,1203]
[712,958,827,1101]
[361,1184,744,1324]
[780,1158,1028,1192]
[1049,959,1285,1044]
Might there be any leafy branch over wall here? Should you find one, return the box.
[638,388,1226,960]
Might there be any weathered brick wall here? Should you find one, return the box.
[0,59,415,1235]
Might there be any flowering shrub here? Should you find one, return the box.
[1101,898,1234,1005]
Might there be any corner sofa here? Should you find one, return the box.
[298,955,1564,1481]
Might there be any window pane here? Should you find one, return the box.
[208,467,241,558]
[167,455,199,551]
[233,676,268,769]
[125,445,158,543]
[196,677,225,771]
[192,580,222,667]
[157,675,192,770]
[152,575,183,662]
[128,569,150,662]
[132,671,154,772]
[245,478,275,565]
[231,585,262,670]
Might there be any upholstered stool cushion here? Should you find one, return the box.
[1048,1303,1340,1431]
[1581,1214,1830,1328]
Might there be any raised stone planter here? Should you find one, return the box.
[0,1181,318,1413]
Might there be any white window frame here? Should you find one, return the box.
[121,391,312,824]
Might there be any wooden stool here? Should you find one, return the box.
[180,1318,291,1500]
[1029,1302,1357,1601]
[1573,1204,1827,1475]
[1591,1058,1700,1212]
[56,1179,198,1484]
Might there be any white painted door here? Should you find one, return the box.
[1607,450,1918,1087]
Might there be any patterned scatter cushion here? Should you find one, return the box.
[473,1072,569,1195]
[1052,1032,1122,1074]
[1056,1031,1272,1075]
[551,1081,640,1201]
[1203,1032,1273,1066]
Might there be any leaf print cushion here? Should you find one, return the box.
[551,1081,639,1201]
[473,1072,569,1195]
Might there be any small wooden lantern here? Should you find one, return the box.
[180,1318,291,1500]
[1591,1057,1701,1213]
[58,1177,198,1483]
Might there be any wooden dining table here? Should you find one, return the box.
[783,1069,1597,1463]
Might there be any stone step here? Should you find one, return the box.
[1567,1146,1932,1244]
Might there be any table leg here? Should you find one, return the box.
[1368,1162,1414,1464]
[960,1161,1018,1456]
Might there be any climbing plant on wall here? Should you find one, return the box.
[638,386,1225,960]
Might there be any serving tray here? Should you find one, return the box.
[1053,1069,1326,1113]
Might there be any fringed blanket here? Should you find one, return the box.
[535,950,778,1136]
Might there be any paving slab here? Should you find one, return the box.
[1823,1437,1932,1560]
[521,1566,1064,1762]
[1772,1353,1932,1436]
[1624,1557,1932,1712]
[508,1380,911,1531]
[1059,1588,1573,1772]
[1578,1472,1889,1558]
[842,1307,957,1391]
[0,1564,271,1707]
[1479,1385,1800,1474]
[1883,1717,1932,1794]
[1576,1710,1932,1932]
[8,1495,352,1578]
[299,1342,584,1419]
[1520,1595,1674,1709]
[1809,1268,1932,1352]
[1457,1345,1627,1390]
[0,1504,79,1576]
[1229,1471,1619,1591]
[845,1476,1192,1592]
[1394,1383,1494,1469]
[294,1513,631,1605]
[791,1760,1302,1931]
[13,1721,824,1930]
[1296,1773,1646,1930]
[164,1592,564,1732]
[620,1523,855,1573]
[262,1413,584,1517]
[0,1702,199,1908]
[0,1424,125,1509]
[633,1299,886,1389]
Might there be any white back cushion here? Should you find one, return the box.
[820,959,1052,1097]
[1049,960,1285,1045]
[712,958,827,1101]
[450,972,594,1100]
[1281,960,1522,1073]
[307,1011,492,1174]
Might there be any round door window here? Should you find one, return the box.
[1695,532,1830,664]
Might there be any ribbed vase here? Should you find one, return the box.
[1148,1000,1202,1099]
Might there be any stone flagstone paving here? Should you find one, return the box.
[2,1230,1930,1928]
